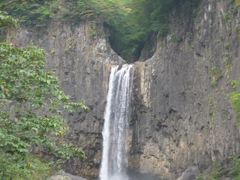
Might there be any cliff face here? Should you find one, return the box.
[130,0,240,179]
[7,21,124,178]
[7,0,240,179]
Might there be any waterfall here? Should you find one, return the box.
[100,64,134,180]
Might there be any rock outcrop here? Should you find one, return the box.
[48,170,87,180]
[130,0,240,179]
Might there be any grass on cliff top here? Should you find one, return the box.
[0,0,200,61]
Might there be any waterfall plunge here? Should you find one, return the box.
[100,65,134,180]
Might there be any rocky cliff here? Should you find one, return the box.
[7,0,240,179]
[130,0,240,179]
[7,20,124,178]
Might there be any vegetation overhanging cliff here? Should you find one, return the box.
[1,0,240,179]
[1,0,201,61]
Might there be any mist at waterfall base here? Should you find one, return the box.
[98,65,159,180]
[101,170,159,180]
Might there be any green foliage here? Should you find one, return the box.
[207,163,224,180]
[0,11,89,179]
[0,152,52,179]
[99,0,201,60]
[0,11,18,29]
[0,42,87,178]
[210,67,222,88]
[230,91,240,124]
[61,0,95,23]
[230,81,240,125]
[0,0,53,27]
[230,82,240,126]
[230,80,240,90]
[0,11,19,41]
[197,158,240,180]
[0,0,201,61]
[229,157,240,179]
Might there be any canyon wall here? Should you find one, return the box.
[7,0,240,179]
[130,0,240,179]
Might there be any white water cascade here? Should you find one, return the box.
[99,64,134,180]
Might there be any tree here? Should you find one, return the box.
[0,11,87,179]
[0,0,201,61]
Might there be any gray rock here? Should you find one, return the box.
[177,167,200,180]
[48,170,87,180]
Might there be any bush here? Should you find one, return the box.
[0,15,88,178]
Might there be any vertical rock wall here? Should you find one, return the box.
[130,0,240,179]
